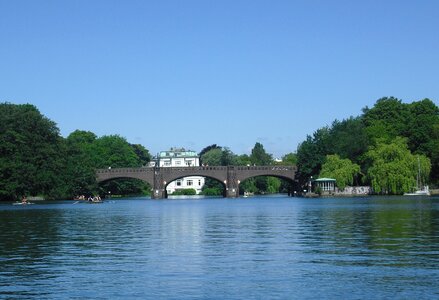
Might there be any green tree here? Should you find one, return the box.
[362,97,409,141]
[250,142,273,165]
[365,137,430,194]
[319,154,361,190]
[199,144,221,165]
[330,117,369,164]
[281,153,297,165]
[64,130,99,197]
[405,98,439,154]
[131,144,151,166]
[93,135,149,196]
[201,148,223,166]
[0,103,65,200]
[296,127,332,184]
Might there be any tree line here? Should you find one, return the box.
[0,103,151,201]
[296,97,439,194]
[1,97,438,200]
[0,102,288,200]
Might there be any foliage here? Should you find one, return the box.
[199,144,221,164]
[0,103,65,200]
[64,130,99,197]
[201,187,222,196]
[172,188,196,195]
[131,144,151,166]
[296,97,439,189]
[281,153,297,165]
[319,155,361,190]
[296,127,332,184]
[365,137,431,194]
[362,97,409,140]
[250,142,272,165]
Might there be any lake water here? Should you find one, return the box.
[1,196,438,299]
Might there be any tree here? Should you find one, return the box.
[250,142,272,165]
[131,144,151,166]
[199,144,221,165]
[0,103,65,200]
[330,117,369,164]
[365,137,431,194]
[200,148,223,166]
[405,98,439,154]
[64,130,99,197]
[281,153,297,165]
[92,135,149,196]
[362,97,408,140]
[296,127,332,185]
[319,155,360,190]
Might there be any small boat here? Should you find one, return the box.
[404,157,430,196]
[87,200,104,204]
[404,186,430,196]
[12,202,34,205]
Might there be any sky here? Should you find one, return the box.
[1,0,438,158]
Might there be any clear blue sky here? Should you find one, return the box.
[1,0,438,157]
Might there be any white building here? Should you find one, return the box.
[149,148,205,195]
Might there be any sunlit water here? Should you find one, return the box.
[1,196,438,299]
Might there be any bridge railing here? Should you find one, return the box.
[96,167,153,174]
[96,166,296,173]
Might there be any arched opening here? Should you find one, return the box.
[164,175,226,198]
[98,177,151,198]
[239,175,298,197]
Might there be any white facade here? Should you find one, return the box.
[150,148,205,195]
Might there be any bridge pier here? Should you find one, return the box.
[226,186,240,198]
[152,188,167,199]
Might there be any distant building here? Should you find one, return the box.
[149,148,205,195]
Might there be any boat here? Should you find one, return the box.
[12,202,34,205]
[404,186,430,196]
[404,157,430,196]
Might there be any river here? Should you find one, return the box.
[1,196,438,299]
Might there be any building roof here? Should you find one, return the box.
[314,178,336,182]
[158,148,198,158]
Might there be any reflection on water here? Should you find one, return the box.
[1,196,438,299]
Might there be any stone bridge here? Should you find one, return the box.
[96,165,297,198]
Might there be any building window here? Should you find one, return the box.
[187,180,193,186]
[175,161,181,166]
[176,180,182,186]
[198,180,201,186]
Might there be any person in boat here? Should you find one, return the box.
[93,195,102,202]
[21,196,28,204]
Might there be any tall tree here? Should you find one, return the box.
[131,144,151,166]
[319,155,361,190]
[0,103,65,200]
[64,130,99,197]
[365,137,430,194]
[296,127,332,185]
[250,142,272,165]
[362,97,409,141]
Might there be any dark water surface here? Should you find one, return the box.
[1,196,438,299]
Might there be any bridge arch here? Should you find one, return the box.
[96,168,155,187]
[163,174,227,198]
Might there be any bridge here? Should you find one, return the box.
[96,165,297,199]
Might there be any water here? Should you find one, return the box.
[1,196,438,299]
